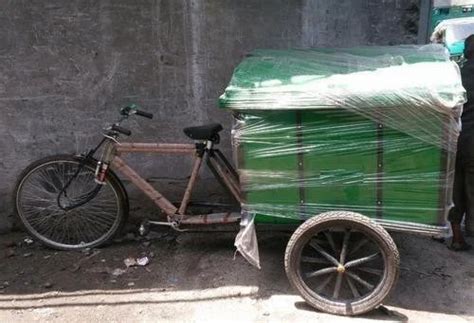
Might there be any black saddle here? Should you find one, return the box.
[183,123,223,141]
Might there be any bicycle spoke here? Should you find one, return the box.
[309,241,340,266]
[306,266,337,278]
[348,238,369,256]
[51,216,68,243]
[346,271,374,290]
[79,215,104,240]
[74,216,90,244]
[301,256,331,264]
[333,273,343,298]
[41,213,66,238]
[316,274,334,293]
[323,231,338,254]
[82,211,115,227]
[345,253,380,268]
[346,275,360,298]
[339,229,351,264]
[357,267,383,276]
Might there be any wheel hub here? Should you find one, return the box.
[336,264,346,273]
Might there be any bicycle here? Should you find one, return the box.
[14,104,241,250]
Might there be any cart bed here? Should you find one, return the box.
[220,45,465,235]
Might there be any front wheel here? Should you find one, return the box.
[285,211,399,316]
[14,154,128,250]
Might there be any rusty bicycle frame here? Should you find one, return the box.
[110,141,242,227]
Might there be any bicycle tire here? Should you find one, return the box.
[285,211,399,316]
[13,154,128,250]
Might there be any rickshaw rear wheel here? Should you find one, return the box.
[285,211,399,316]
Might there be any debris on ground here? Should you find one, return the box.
[81,248,92,255]
[23,237,34,245]
[23,253,32,258]
[70,250,101,272]
[137,256,150,266]
[124,256,150,268]
[111,268,126,277]
[124,257,137,268]
[43,282,53,289]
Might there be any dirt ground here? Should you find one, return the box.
[0,229,472,323]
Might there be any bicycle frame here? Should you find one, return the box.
[110,141,242,225]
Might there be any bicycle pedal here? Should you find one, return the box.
[138,221,150,236]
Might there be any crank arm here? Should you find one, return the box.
[140,220,188,234]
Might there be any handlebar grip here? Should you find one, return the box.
[111,125,132,136]
[135,110,153,119]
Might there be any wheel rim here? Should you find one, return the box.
[297,224,387,304]
[17,160,121,249]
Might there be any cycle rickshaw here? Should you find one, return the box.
[13,45,465,315]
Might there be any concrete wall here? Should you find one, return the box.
[0,0,419,232]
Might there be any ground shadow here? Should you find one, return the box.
[0,229,472,319]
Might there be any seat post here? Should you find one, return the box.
[206,140,214,150]
[178,151,205,215]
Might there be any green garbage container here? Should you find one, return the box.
[220,44,466,235]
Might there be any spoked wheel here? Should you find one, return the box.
[285,211,399,316]
[14,155,128,250]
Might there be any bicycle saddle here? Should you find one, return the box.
[183,123,223,141]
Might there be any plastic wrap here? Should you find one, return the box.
[234,212,260,269]
[220,45,466,151]
[220,45,465,232]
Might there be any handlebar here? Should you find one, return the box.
[105,104,154,138]
[111,125,132,136]
[135,109,153,119]
[120,104,154,119]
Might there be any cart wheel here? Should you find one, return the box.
[285,211,399,316]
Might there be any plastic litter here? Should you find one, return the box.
[23,237,33,245]
[123,257,137,268]
[137,256,150,266]
[111,268,126,277]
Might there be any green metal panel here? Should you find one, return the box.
[236,109,447,226]
[301,110,378,219]
[381,128,443,225]
[238,111,300,224]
